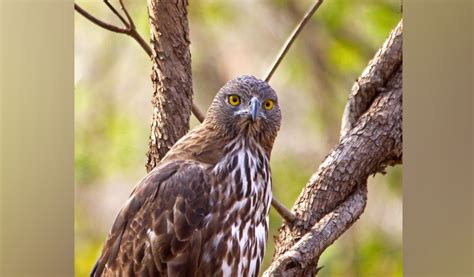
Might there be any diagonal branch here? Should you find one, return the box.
[192,104,206,123]
[266,67,402,276]
[266,21,403,276]
[264,184,368,276]
[341,20,403,137]
[272,197,297,223]
[264,0,324,82]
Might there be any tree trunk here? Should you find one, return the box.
[145,0,193,172]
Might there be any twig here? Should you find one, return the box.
[104,0,129,28]
[128,28,153,56]
[272,198,297,223]
[192,103,206,122]
[264,0,324,82]
[119,0,135,29]
[74,3,128,34]
[75,1,205,123]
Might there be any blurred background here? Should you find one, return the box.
[75,0,401,276]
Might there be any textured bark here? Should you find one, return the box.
[146,0,194,172]
[265,185,368,276]
[341,20,403,137]
[265,20,403,276]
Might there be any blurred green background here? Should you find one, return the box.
[75,0,401,276]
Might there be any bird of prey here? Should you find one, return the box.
[91,75,282,277]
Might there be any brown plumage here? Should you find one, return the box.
[91,75,281,277]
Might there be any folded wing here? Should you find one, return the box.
[91,160,213,277]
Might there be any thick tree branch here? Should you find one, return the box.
[266,21,403,276]
[264,184,368,276]
[265,0,324,82]
[341,20,403,137]
[266,67,401,276]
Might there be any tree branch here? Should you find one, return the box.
[266,21,403,276]
[264,184,368,276]
[264,0,324,82]
[191,103,206,123]
[119,0,135,29]
[103,0,129,28]
[341,20,403,137]
[75,1,206,123]
[272,198,297,223]
[74,3,128,34]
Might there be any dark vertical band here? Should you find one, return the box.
[0,1,74,276]
[404,1,473,275]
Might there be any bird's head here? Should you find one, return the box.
[205,75,281,146]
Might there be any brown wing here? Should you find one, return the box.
[91,160,213,277]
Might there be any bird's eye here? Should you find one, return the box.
[228,95,241,106]
[263,99,274,110]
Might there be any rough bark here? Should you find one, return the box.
[341,20,403,137]
[265,184,368,276]
[265,20,403,276]
[146,0,194,172]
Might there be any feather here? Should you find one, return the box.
[91,76,280,277]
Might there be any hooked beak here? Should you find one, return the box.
[249,97,261,122]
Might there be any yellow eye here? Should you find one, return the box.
[263,99,274,110]
[228,95,241,106]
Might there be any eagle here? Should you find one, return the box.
[91,75,282,276]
